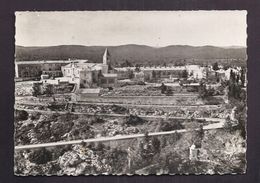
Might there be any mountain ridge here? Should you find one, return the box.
[15,44,247,66]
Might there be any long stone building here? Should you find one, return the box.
[114,65,206,81]
[15,60,73,79]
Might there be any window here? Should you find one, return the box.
[109,78,114,83]
[101,79,106,84]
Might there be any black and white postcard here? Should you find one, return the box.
[14,11,247,175]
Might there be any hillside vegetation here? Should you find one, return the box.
[15,45,247,66]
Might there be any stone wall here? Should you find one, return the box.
[72,95,202,105]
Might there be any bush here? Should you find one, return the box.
[51,121,74,141]
[89,116,104,125]
[51,146,71,160]
[28,148,52,164]
[151,136,161,154]
[95,142,106,152]
[47,103,66,111]
[160,83,167,94]
[15,123,34,145]
[32,83,41,97]
[138,136,161,162]
[103,147,128,174]
[30,112,41,120]
[159,121,184,131]
[212,62,219,71]
[124,115,146,126]
[15,110,28,121]
[69,118,94,140]
[165,88,173,96]
[111,105,128,114]
[34,121,52,143]
[203,96,223,105]
[137,81,146,85]
[198,83,208,98]
[42,83,53,96]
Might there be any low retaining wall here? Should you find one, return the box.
[72,94,202,105]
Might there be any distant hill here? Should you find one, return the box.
[15,44,247,66]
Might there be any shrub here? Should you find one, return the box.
[42,83,53,96]
[69,118,94,140]
[160,83,167,94]
[28,148,52,164]
[89,116,104,125]
[15,110,28,121]
[124,115,146,126]
[137,81,146,85]
[203,96,223,105]
[111,105,128,114]
[95,142,106,152]
[165,88,173,96]
[212,62,219,71]
[198,83,208,98]
[51,121,74,141]
[159,121,184,132]
[51,146,69,160]
[181,70,189,79]
[151,136,161,154]
[32,83,41,97]
[34,121,52,143]
[47,103,65,111]
[15,123,33,145]
[30,112,41,120]
[103,147,128,174]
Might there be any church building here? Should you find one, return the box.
[61,48,117,89]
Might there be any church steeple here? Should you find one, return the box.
[103,48,110,65]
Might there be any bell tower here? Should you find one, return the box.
[103,48,110,65]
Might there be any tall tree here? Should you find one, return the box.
[240,68,245,87]
[182,70,188,79]
[152,70,157,79]
[198,83,208,98]
[32,83,41,97]
[42,84,53,96]
[160,83,167,94]
[212,62,219,71]
[128,70,134,79]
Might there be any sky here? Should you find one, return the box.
[15,11,247,47]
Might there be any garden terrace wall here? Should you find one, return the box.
[72,95,203,105]
[72,104,228,118]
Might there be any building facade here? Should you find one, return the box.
[115,65,206,82]
[61,49,117,89]
[15,60,73,79]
